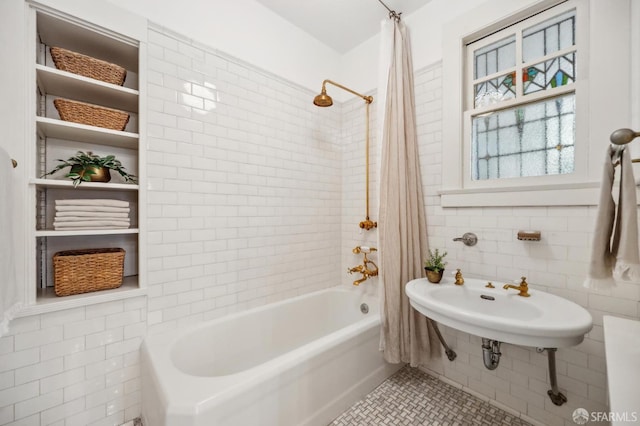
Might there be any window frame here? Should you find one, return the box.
[464,2,581,187]
[440,0,633,207]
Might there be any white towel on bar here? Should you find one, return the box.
[55,199,129,208]
[55,206,130,213]
[612,147,640,281]
[585,146,640,289]
[55,211,129,218]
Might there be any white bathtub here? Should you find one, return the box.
[141,286,399,426]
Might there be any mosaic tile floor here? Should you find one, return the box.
[329,366,533,426]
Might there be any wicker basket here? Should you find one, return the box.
[54,98,130,131]
[53,248,125,297]
[50,47,126,86]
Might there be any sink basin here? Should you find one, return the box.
[406,277,593,347]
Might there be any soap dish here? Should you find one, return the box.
[517,230,541,241]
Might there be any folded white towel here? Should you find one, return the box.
[585,146,640,289]
[55,211,129,218]
[53,225,130,230]
[55,206,130,213]
[53,220,130,228]
[54,216,130,223]
[55,199,129,208]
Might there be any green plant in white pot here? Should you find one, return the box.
[424,248,447,283]
[43,151,137,188]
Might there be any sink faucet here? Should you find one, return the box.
[348,247,379,286]
[503,276,530,297]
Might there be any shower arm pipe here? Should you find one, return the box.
[321,80,373,104]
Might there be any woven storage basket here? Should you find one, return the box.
[54,98,130,131]
[53,248,125,297]
[50,46,126,86]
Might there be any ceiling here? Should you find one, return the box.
[255,0,432,53]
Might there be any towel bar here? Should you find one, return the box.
[610,128,640,145]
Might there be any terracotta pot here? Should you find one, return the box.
[425,268,444,283]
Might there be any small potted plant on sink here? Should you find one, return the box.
[42,151,137,188]
[424,248,447,283]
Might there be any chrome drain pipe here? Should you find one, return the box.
[481,338,502,370]
[428,319,457,361]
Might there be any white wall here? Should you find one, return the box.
[105,0,341,94]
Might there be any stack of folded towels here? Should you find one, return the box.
[54,199,130,230]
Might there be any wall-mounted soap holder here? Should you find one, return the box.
[517,230,541,241]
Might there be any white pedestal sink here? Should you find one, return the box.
[406,276,593,348]
[406,275,593,406]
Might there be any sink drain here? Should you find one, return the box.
[360,303,369,314]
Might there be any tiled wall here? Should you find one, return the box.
[411,62,640,426]
[144,25,344,334]
[0,297,146,426]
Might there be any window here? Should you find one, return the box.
[466,7,577,181]
[441,0,634,207]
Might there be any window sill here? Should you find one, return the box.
[439,181,606,207]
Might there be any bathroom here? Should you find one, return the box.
[0,0,638,425]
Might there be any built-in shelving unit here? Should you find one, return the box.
[23,6,144,314]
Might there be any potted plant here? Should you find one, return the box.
[424,248,447,283]
[43,151,137,188]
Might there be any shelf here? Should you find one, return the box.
[36,65,138,112]
[37,12,138,72]
[16,276,145,316]
[36,116,138,148]
[31,178,139,191]
[36,228,139,237]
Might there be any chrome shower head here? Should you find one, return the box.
[313,88,333,107]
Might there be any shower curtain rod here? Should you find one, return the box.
[377,0,402,21]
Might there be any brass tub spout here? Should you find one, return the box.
[348,247,379,286]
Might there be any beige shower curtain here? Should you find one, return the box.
[378,20,440,366]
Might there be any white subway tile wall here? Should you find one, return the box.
[0,297,145,426]
[144,25,343,333]
[2,23,638,426]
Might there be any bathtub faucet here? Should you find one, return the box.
[348,246,379,286]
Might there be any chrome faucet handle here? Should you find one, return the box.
[453,232,478,246]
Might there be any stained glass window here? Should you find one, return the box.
[472,94,575,180]
[467,6,577,180]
